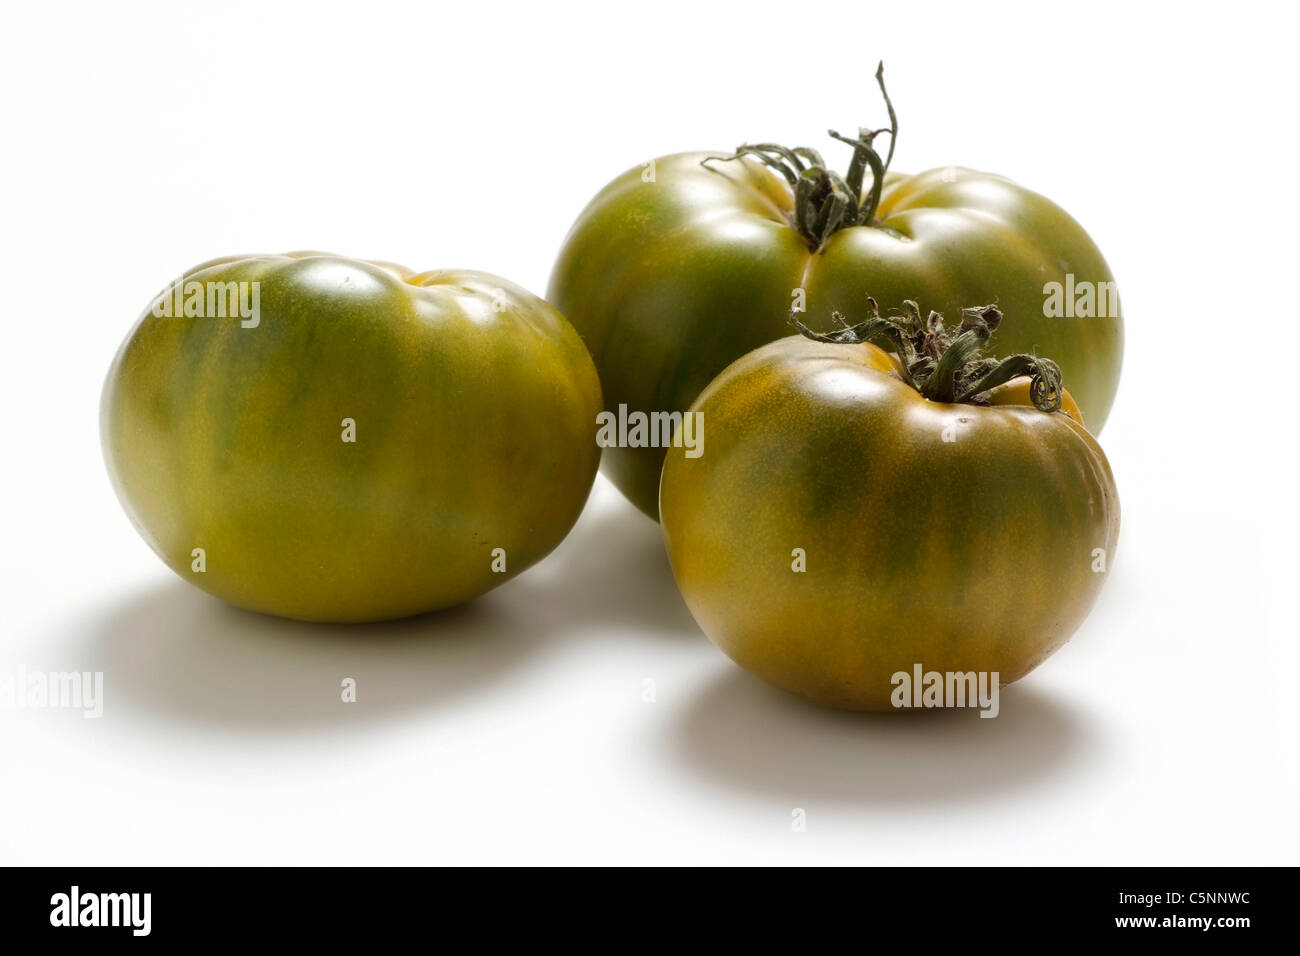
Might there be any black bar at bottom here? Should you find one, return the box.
[1,866,1285,942]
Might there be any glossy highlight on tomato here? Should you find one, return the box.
[102,252,602,623]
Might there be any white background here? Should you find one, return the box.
[2,0,1296,865]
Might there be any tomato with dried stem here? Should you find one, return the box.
[550,65,1122,518]
[660,301,1120,711]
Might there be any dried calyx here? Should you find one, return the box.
[792,299,1065,412]
[702,62,899,250]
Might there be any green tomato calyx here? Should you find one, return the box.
[792,299,1065,412]
[701,62,899,250]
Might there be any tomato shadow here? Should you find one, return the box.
[79,484,697,737]
[521,486,700,641]
[80,578,567,737]
[666,667,1104,806]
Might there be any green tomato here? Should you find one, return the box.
[550,147,1122,519]
[660,321,1120,711]
[102,252,601,622]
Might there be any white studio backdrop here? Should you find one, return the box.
[1,0,1296,864]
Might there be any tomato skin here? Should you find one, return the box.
[659,335,1120,711]
[102,253,601,623]
[550,153,1123,518]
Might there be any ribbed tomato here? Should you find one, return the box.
[659,302,1120,710]
[102,252,601,622]
[550,70,1122,518]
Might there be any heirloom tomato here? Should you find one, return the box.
[550,68,1122,517]
[102,253,601,623]
[659,302,1120,710]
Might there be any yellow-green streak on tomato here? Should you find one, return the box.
[659,317,1119,711]
[549,79,1123,519]
[102,253,602,623]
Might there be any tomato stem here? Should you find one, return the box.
[791,300,1064,412]
[701,62,899,250]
